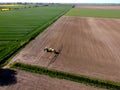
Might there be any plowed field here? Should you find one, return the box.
[0,69,103,90]
[10,16,120,82]
[75,5,120,9]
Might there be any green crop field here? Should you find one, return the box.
[0,5,72,66]
[66,8,120,18]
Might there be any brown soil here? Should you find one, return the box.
[0,69,103,90]
[75,5,120,10]
[9,16,120,82]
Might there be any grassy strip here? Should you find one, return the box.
[10,62,120,90]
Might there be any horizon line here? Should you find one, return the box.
[0,2,120,4]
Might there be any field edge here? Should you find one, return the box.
[10,62,120,90]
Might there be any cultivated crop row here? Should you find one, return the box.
[0,5,72,66]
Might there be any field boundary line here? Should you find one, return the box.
[10,62,120,90]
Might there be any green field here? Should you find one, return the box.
[66,8,120,18]
[0,5,72,66]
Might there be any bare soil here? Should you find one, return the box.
[0,69,103,90]
[9,16,120,82]
[75,5,120,10]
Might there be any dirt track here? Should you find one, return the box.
[75,5,120,9]
[9,16,120,82]
[0,69,103,90]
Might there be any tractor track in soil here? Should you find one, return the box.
[3,4,120,89]
[8,16,120,82]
